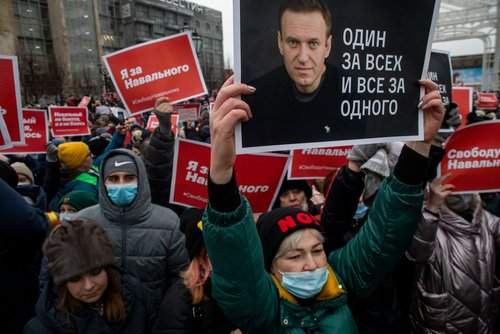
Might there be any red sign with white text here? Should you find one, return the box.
[438,120,500,193]
[452,87,473,129]
[146,113,179,135]
[103,33,207,116]
[0,56,24,144]
[289,146,352,179]
[0,109,48,154]
[171,139,289,212]
[476,92,498,111]
[173,103,200,122]
[49,107,90,137]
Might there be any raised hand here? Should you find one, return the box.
[418,79,445,144]
[154,97,173,113]
[426,173,454,214]
[209,76,255,184]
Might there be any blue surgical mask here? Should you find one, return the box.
[278,267,329,299]
[354,203,369,220]
[106,183,138,206]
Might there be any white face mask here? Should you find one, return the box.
[59,213,78,221]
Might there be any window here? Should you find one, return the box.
[205,23,211,31]
[136,4,148,18]
[136,23,150,38]
[214,40,222,52]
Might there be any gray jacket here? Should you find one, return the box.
[76,149,189,308]
[407,196,500,333]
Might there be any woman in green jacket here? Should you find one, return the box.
[202,76,444,333]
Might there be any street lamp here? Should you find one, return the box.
[180,24,202,54]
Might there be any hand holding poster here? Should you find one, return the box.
[103,33,207,116]
[235,0,440,153]
[0,55,24,144]
[0,109,48,154]
[289,146,351,179]
[171,139,290,212]
[438,121,500,193]
[49,107,90,137]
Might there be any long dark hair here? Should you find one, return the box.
[58,267,126,329]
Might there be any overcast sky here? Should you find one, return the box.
[192,0,487,68]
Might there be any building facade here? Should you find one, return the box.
[0,0,224,103]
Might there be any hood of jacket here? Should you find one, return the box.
[439,194,483,236]
[98,149,152,224]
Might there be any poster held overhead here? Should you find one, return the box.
[0,109,48,154]
[0,55,24,144]
[49,107,90,137]
[438,120,500,194]
[234,0,441,153]
[103,32,208,116]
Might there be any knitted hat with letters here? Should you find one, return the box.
[57,142,89,169]
[256,207,323,271]
[43,218,115,285]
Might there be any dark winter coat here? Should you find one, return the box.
[156,279,237,334]
[0,179,48,333]
[24,269,156,334]
[75,149,189,309]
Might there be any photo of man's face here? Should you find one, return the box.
[278,10,332,94]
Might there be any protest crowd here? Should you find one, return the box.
[2,1,500,334]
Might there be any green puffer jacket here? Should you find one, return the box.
[203,174,423,334]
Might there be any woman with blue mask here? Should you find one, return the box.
[201,75,445,333]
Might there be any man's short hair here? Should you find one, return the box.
[278,0,332,36]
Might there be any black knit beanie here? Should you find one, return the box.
[180,208,205,260]
[43,218,115,285]
[273,179,313,208]
[256,207,323,271]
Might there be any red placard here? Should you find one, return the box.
[438,120,500,194]
[146,113,179,135]
[49,107,90,137]
[0,109,48,154]
[171,139,289,212]
[288,146,352,179]
[476,92,498,111]
[78,96,91,108]
[173,103,201,122]
[0,56,24,144]
[452,87,473,129]
[103,33,207,116]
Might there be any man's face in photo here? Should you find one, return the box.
[278,9,332,94]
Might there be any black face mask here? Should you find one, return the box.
[446,194,474,214]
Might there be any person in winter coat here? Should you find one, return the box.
[24,218,156,334]
[44,141,99,211]
[201,75,444,333]
[142,97,180,213]
[0,162,50,334]
[156,208,240,334]
[74,149,189,310]
[407,174,500,333]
